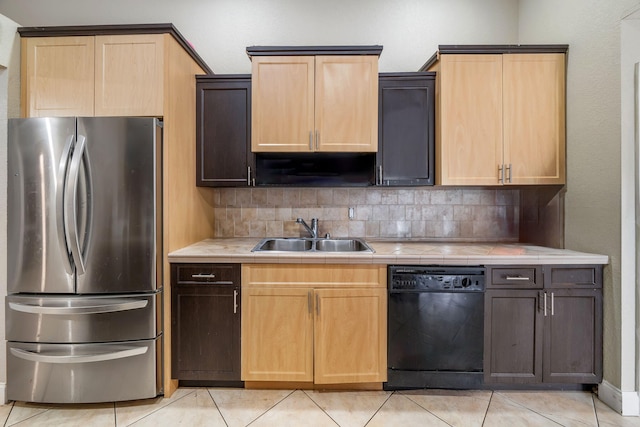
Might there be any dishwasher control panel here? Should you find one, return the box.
[388,266,485,292]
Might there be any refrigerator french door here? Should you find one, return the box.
[6,117,163,403]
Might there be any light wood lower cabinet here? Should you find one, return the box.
[241,287,314,382]
[241,264,387,385]
[313,288,387,384]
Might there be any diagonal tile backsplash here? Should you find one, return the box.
[212,187,519,241]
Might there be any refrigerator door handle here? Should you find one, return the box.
[57,135,76,275]
[8,299,148,315]
[10,346,148,364]
[65,134,87,274]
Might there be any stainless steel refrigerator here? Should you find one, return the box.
[6,117,163,403]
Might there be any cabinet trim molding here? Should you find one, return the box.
[420,44,569,70]
[18,23,212,74]
[247,45,383,57]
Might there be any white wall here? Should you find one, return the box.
[0,0,519,73]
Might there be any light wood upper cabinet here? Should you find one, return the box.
[437,54,503,185]
[94,34,164,117]
[315,56,378,152]
[431,50,566,185]
[22,36,95,117]
[241,264,387,385]
[251,55,378,153]
[22,34,165,117]
[251,56,315,152]
[503,54,566,185]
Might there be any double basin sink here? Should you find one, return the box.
[252,237,374,253]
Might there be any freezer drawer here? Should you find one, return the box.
[6,292,160,343]
[7,338,161,403]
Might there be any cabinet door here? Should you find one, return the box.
[241,287,313,381]
[543,289,602,383]
[503,54,566,185]
[438,55,503,185]
[315,56,378,152]
[94,34,164,116]
[251,56,315,152]
[22,36,95,117]
[314,288,386,384]
[172,283,241,381]
[377,74,435,185]
[484,289,543,383]
[196,77,253,186]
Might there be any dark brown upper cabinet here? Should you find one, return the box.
[376,73,435,186]
[196,75,255,187]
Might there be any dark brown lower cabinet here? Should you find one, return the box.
[484,289,544,383]
[543,288,602,383]
[484,265,602,385]
[171,264,241,383]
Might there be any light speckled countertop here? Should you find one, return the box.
[168,238,608,265]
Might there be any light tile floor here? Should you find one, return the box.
[1,388,639,426]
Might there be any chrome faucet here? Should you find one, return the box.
[296,217,318,238]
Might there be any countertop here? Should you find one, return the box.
[168,238,609,265]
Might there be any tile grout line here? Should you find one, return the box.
[121,388,198,426]
[245,389,296,427]
[301,390,340,426]
[481,391,493,426]
[5,404,53,427]
[395,392,454,427]
[205,388,229,427]
[3,402,14,427]
[591,394,602,427]
[363,391,394,427]
[494,392,572,426]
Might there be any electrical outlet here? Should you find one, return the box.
[348,207,355,220]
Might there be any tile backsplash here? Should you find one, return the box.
[212,187,519,242]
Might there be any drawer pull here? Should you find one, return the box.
[192,273,216,279]
[505,276,530,281]
[9,299,148,315]
[10,346,147,364]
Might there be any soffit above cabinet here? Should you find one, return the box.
[420,44,569,71]
[246,45,383,57]
[18,23,212,74]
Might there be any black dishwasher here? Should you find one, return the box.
[385,266,485,390]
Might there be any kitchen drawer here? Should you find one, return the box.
[6,292,159,343]
[7,337,160,403]
[487,266,542,289]
[175,263,240,284]
[543,265,603,289]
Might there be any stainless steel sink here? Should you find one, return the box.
[315,239,371,252]
[255,238,312,252]
[252,237,373,253]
